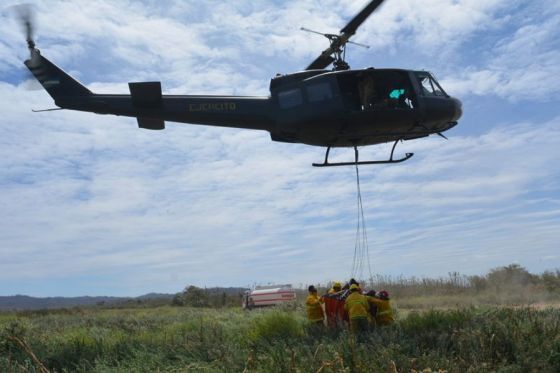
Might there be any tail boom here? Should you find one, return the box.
[25,51,273,132]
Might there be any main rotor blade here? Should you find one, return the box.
[340,0,385,35]
[304,0,384,70]
[306,52,335,70]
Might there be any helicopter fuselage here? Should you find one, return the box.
[44,55,461,149]
[267,68,461,147]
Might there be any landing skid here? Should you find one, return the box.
[312,139,413,167]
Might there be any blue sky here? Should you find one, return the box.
[0,0,559,297]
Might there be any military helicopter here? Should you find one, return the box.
[18,0,462,167]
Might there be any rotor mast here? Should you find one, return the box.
[303,0,385,71]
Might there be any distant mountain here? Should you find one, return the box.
[0,293,171,311]
[0,289,246,311]
[135,293,175,300]
[0,295,123,310]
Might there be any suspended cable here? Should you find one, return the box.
[350,147,373,282]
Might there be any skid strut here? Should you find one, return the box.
[312,139,413,167]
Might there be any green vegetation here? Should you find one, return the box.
[171,286,243,308]
[1,305,559,372]
[1,264,559,372]
[361,264,560,310]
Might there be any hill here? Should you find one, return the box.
[0,288,247,311]
[0,294,171,311]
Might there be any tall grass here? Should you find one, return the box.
[1,305,559,372]
[304,264,560,310]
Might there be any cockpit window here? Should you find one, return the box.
[416,73,446,96]
[278,88,303,109]
[355,71,415,110]
[306,82,333,102]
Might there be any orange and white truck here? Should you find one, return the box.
[242,284,296,310]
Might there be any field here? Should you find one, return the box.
[2,265,560,372]
[1,305,560,372]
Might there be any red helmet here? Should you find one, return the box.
[378,290,390,300]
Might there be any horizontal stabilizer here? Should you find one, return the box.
[128,82,162,107]
[136,117,165,130]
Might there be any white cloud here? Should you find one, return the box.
[356,0,512,51]
[440,2,560,101]
[1,71,559,293]
[0,1,559,296]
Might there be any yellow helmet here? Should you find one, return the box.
[333,282,342,289]
[349,284,359,291]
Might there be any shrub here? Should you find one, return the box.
[246,311,303,345]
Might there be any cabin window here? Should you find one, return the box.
[306,82,333,102]
[278,88,303,109]
[337,74,361,110]
[416,73,445,96]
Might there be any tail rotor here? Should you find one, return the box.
[9,4,91,99]
[8,4,42,89]
[13,4,37,52]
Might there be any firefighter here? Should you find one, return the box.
[367,290,394,326]
[344,283,369,333]
[325,282,344,327]
[349,278,362,292]
[365,290,378,322]
[328,281,342,294]
[306,285,324,325]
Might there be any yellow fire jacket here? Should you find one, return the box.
[344,291,369,320]
[306,294,324,322]
[367,297,394,325]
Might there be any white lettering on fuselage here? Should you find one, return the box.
[188,103,237,112]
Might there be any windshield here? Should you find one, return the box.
[415,72,447,97]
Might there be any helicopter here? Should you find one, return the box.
[18,0,462,167]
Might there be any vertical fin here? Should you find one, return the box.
[24,49,91,100]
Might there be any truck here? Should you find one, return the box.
[242,284,296,310]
